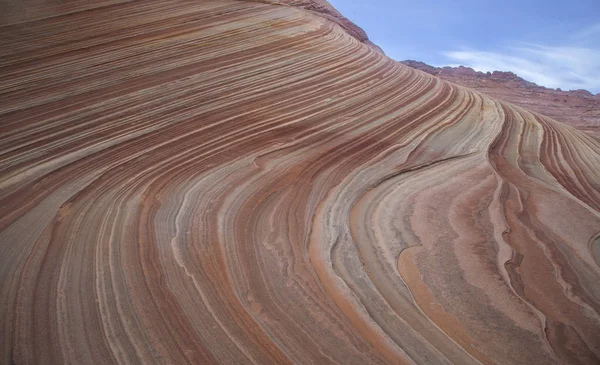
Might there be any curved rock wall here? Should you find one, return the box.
[1,1,600,364]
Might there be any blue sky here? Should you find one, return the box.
[328,0,600,93]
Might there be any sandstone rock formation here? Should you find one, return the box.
[248,0,385,54]
[1,1,600,365]
[401,60,600,139]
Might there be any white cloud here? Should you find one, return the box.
[573,22,600,41]
[442,43,600,94]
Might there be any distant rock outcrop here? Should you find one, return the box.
[401,60,600,138]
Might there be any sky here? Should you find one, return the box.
[327,0,600,93]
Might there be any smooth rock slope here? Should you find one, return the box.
[1,1,600,364]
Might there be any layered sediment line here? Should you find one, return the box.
[1,1,600,364]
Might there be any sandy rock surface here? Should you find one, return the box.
[1,1,600,364]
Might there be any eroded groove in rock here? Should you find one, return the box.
[1,1,599,364]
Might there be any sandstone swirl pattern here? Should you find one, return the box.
[1,1,600,364]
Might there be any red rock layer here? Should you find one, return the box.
[1,1,600,365]
[401,60,600,139]
[267,0,384,54]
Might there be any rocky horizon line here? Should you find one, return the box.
[401,59,599,96]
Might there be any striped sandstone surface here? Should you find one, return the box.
[1,1,600,365]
